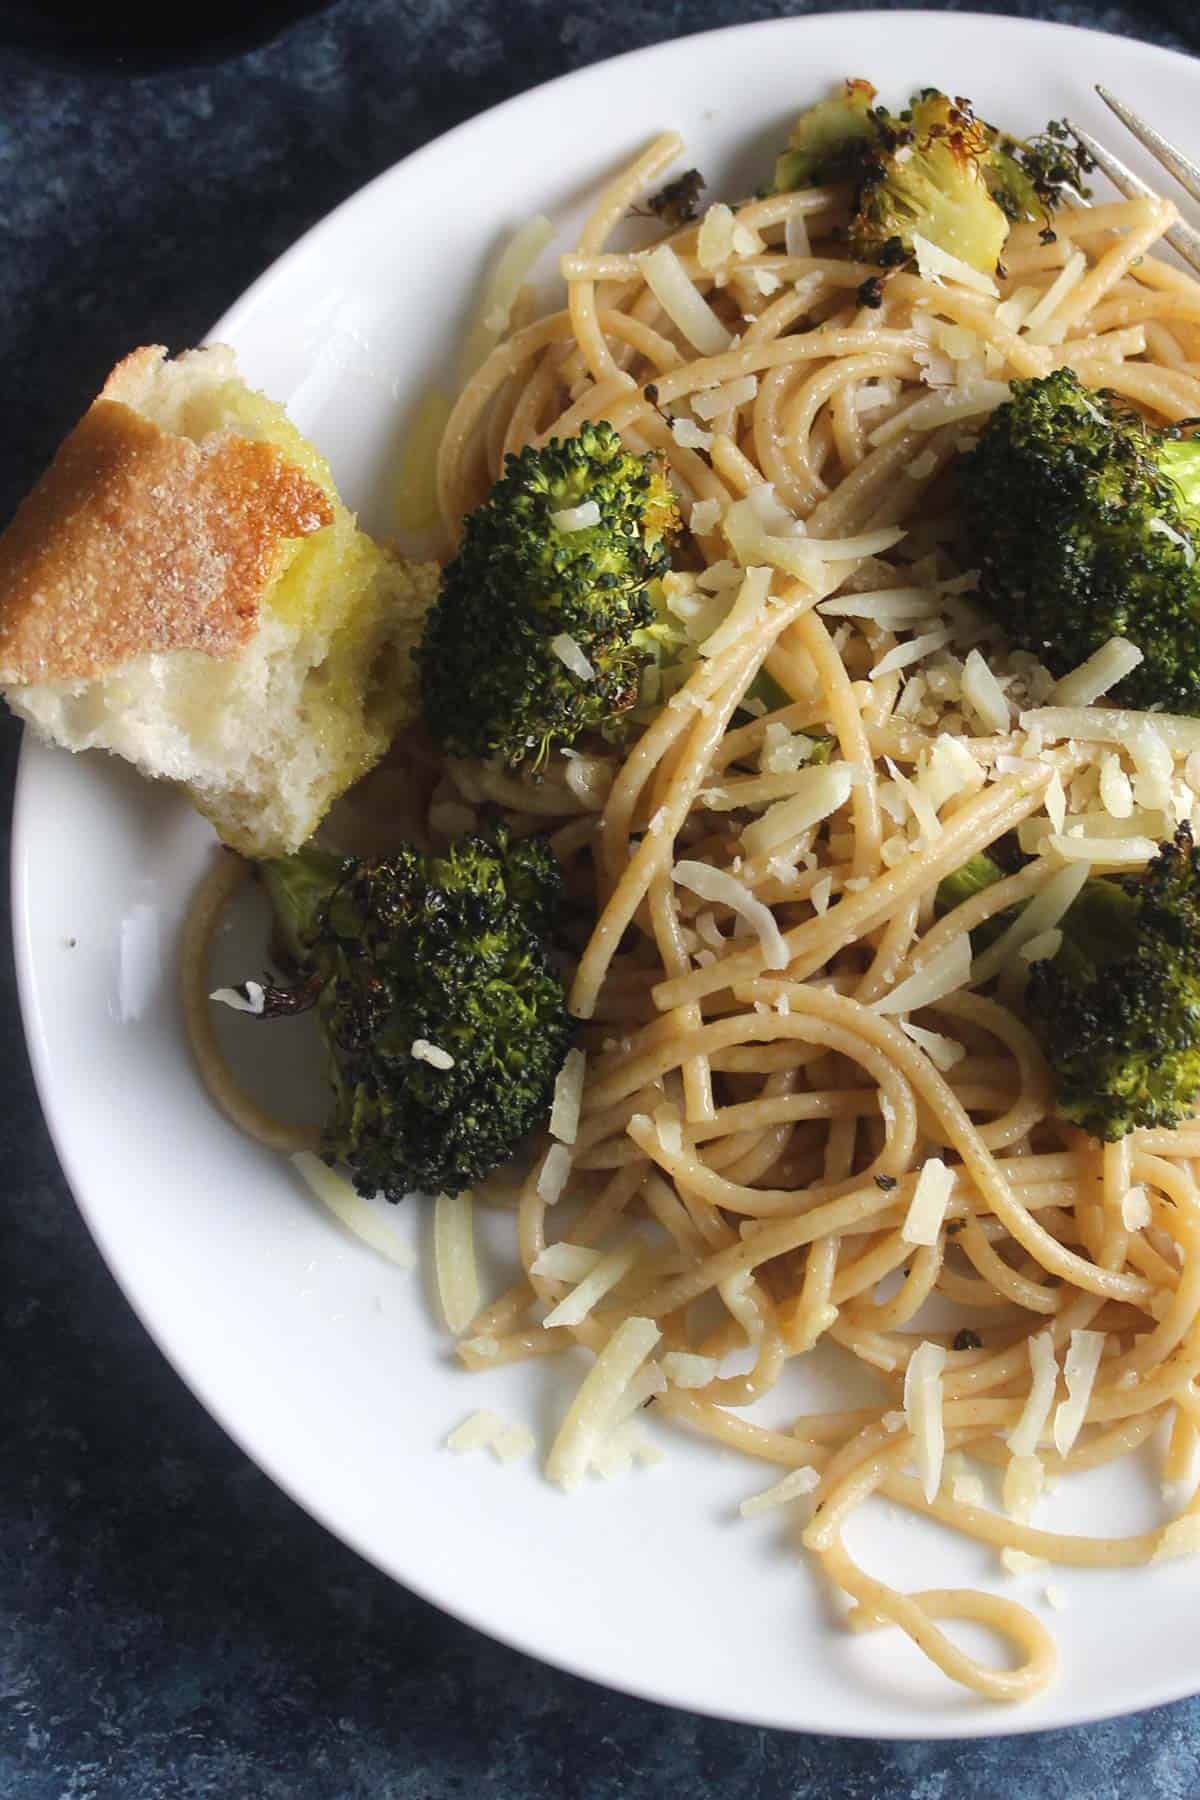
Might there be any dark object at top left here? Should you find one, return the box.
[0,0,335,71]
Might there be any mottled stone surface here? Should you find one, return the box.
[2,2,1200,1793]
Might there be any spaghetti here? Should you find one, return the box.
[188,129,1200,1704]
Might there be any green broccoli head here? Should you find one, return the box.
[771,77,879,193]
[416,421,679,769]
[850,91,1009,274]
[1024,826,1200,1140]
[772,84,1088,273]
[962,368,1200,714]
[256,832,574,1199]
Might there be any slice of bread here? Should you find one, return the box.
[0,345,439,858]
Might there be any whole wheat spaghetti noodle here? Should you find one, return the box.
[184,110,1200,1707]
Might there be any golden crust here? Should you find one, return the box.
[0,393,334,684]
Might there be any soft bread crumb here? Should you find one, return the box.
[0,345,440,858]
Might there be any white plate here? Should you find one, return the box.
[14,11,1200,1739]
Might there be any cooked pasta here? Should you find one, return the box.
[186,122,1200,1705]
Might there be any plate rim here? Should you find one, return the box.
[14,8,1200,1739]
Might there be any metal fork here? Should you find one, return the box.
[1066,87,1200,275]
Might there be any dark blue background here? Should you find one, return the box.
[3,3,1198,1792]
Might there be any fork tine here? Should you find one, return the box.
[1096,86,1200,208]
[1065,117,1200,279]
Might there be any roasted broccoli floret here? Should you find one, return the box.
[1024,827,1200,1139]
[417,422,679,768]
[852,90,1010,273]
[962,369,1200,713]
[636,168,706,226]
[771,83,1087,273]
[772,77,879,193]
[250,832,574,1199]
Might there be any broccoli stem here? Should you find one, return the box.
[934,852,1004,916]
[258,848,344,964]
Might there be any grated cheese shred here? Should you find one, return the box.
[901,1157,955,1246]
[1053,1329,1105,1457]
[674,858,789,969]
[1008,1331,1058,1457]
[874,932,970,1016]
[545,1316,661,1491]
[904,1340,948,1503]
[434,1189,481,1335]
[290,1152,416,1269]
[549,1048,587,1145]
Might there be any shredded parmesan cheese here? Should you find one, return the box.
[550,1048,586,1145]
[663,1351,719,1389]
[531,1242,603,1283]
[491,1422,537,1463]
[1051,637,1145,707]
[1053,1329,1105,1457]
[1022,706,1200,757]
[739,1466,820,1517]
[1022,248,1087,334]
[874,932,970,1016]
[699,567,772,658]
[1003,1453,1045,1523]
[899,1020,966,1071]
[446,1410,507,1454]
[551,500,601,533]
[1046,832,1158,868]
[671,416,714,452]
[868,380,1011,447]
[460,215,554,377]
[545,1316,661,1491]
[785,206,812,259]
[290,1153,416,1269]
[691,375,758,419]
[550,633,596,681]
[673,858,789,969]
[818,587,939,627]
[740,763,855,859]
[904,1340,947,1503]
[541,1239,640,1330]
[1122,1186,1151,1231]
[642,242,732,354]
[434,1190,480,1335]
[961,648,1010,733]
[1001,1548,1050,1576]
[696,201,738,270]
[869,628,953,679]
[901,1157,955,1245]
[210,980,265,1015]
[537,1142,573,1206]
[911,232,999,295]
[1008,1331,1059,1457]
[970,862,1088,987]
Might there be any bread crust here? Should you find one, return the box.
[0,388,334,684]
